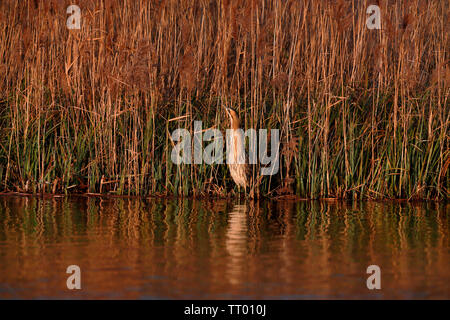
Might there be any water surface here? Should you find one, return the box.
[0,196,448,299]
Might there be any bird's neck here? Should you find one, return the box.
[231,119,241,130]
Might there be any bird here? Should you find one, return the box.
[223,106,251,196]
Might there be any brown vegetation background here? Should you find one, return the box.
[0,0,448,199]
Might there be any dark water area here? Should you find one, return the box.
[0,196,448,299]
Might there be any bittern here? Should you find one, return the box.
[224,106,251,194]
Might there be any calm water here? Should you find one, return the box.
[0,196,448,299]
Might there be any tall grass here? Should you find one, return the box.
[0,0,448,199]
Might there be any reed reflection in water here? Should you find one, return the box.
[0,196,448,299]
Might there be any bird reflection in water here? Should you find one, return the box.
[225,204,248,286]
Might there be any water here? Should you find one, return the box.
[0,196,448,299]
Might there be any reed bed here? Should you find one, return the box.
[0,0,448,199]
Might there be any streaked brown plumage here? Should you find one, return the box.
[224,107,250,191]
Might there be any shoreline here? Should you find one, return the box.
[0,191,446,203]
